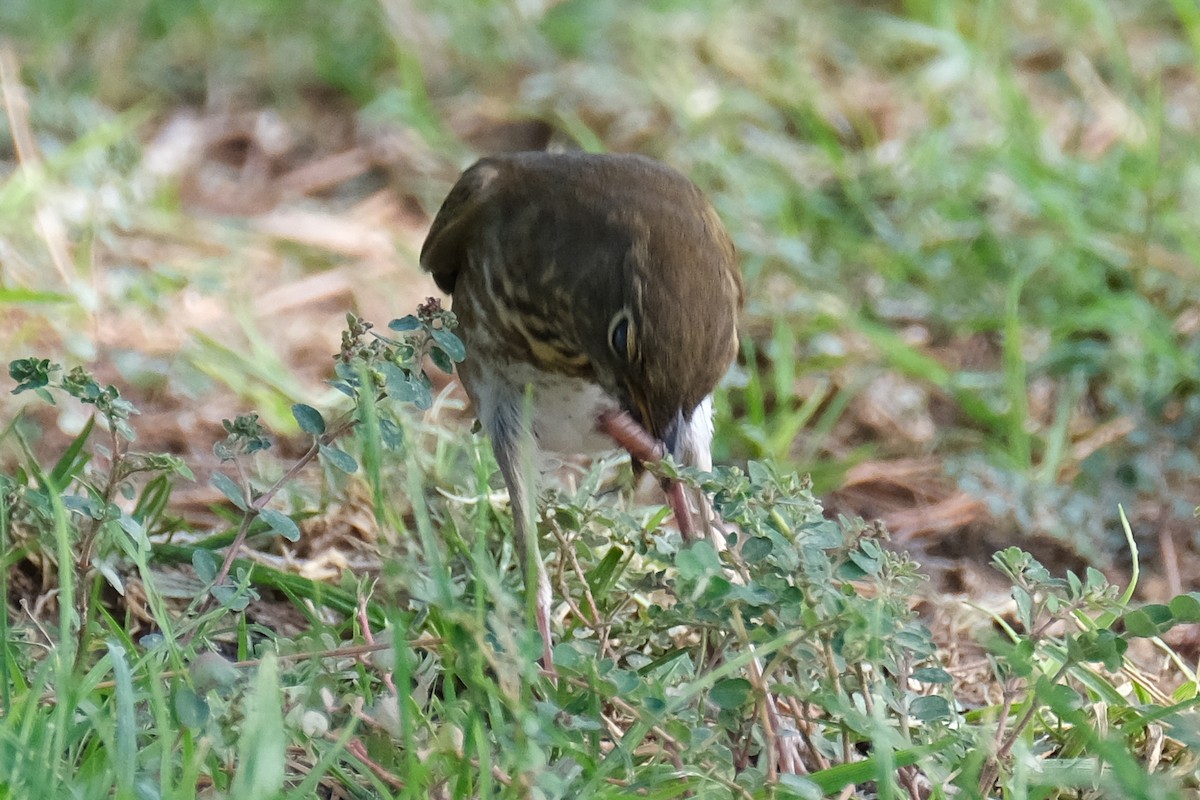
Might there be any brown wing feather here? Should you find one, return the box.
[420,161,503,295]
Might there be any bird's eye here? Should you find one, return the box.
[608,312,633,361]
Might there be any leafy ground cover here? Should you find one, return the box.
[4,0,1200,797]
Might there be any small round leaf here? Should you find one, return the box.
[319,444,358,473]
[1170,593,1200,623]
[259,508,301,542]
[428,347,453,375]
[430,327,467,362]
[173,686,210,729]
[190,651,240,693]
[742,536,773,561]
[710,677,752,710]
[388,315,421,331]
[912,667,953,684]
[910,694,953,722]
[210,472,247,510]
[291,403,326,435]
[192,549,218,583]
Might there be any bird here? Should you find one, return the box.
[420,150,743,669]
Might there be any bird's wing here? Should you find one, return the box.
[420,159,506,295]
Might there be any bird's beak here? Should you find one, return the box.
[660,408,684,462]
[629,387,682,462]
[627,390,660,450]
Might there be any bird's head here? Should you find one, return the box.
[585,196,742,460]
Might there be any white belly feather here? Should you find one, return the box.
[467,360,715,474]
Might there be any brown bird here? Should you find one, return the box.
[420,151,743,668]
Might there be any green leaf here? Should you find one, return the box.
[137,636,165,656]
[911,667,952,684]
[586,546,624,598]
[606,669,639,694]
[382,362,433,409]
[230,654,286,799]
[192,549,217,584]
[379,417,404,449]
[190,651,240,693]
[776,774,823,800]
[710,677,752,710]
[319,444,358,473]
[698,575,733,604]
[910,694,953,722]
[107,640,137,796]
[1170,593,1200,623]
[429,347,454,374]
[848,546,883,576]
[210,472,247,510]
[258,508,301,542]
[291,403,326,435]
[742,536,772,561]
[1012,586,1033,630]
[1039,680,1084,714]
[9,357,55,393]
[800,519,843,549]
[675,541,722,580]
[1122,605,1173,638]
[388,315,421,331]
[747,459,773,485]
[116,514,150,551]
[63,494,104,519]
[50,415,94,486]
[212,584,251,611]
[430,327,467,362]
[552,642,584,669]
[173,685,210,729]
[728,581,775,606]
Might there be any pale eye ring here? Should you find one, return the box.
[608,311,634,361]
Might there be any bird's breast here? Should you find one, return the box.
[506,363,622,461]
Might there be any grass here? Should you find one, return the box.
[14,352,1200,798]
[4,0,1200,796]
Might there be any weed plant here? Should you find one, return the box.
[2,309,1200,797]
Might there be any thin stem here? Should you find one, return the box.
[190,414,360,634]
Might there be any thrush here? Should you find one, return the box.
[420,150,743,667]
